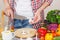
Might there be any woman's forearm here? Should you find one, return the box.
[37,1,51,12]
[4,0,10,7]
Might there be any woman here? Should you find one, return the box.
[4,0,53,28]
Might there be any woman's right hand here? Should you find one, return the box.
[4,6,14,19]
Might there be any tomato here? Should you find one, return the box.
[40,37,45,40]
[52,32,57,37]
[51,30,57,37]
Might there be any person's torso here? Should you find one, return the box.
[15,0,33,19]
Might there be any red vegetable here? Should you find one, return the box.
[40,37,45,40]
[37,28,47,38]
[51,30,57,37]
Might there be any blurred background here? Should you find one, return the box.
[0,0,60,25]
[44,0,60,19]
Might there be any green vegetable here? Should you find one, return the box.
[58,19,60,24]
[53,36,60,40]
[46,10,60,24]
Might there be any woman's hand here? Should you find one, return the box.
[4,6,14,19]
[30,10,41,24]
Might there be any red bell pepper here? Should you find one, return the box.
[37,28,47,38]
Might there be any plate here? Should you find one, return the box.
[14,28,37,38]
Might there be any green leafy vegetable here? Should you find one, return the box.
[46,10,60,24]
